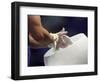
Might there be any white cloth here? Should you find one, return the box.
[44,33,88,66]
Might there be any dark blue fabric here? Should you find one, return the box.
[41,16,65,33]
[28,47,50,66]
[41,16,87,36]
[28,47,31,66]
[64,17,87,37]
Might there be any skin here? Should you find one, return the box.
[28,16,54,48]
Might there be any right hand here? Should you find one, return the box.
[29,27,54,48]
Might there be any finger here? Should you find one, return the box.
[29,34,41,47]
[57,31,68,36]
[43,30,56,42]
[47,34,55,42]
[60,27,65,32]
[32,33,45,41]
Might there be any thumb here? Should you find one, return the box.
[42,28,55,43]
[60,27,65,32]
[57,27,68,36]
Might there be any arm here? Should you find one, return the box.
[28,16,54,47]
[28,16,44,40]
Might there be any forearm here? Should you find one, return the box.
[28,15,54,47]
[28,16,42,32]
[28,16,46,40]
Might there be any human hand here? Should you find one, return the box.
[48,28,68,49]
[56,28,72,49]
[29,27,54,47]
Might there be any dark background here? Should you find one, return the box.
[28,15,88,66]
